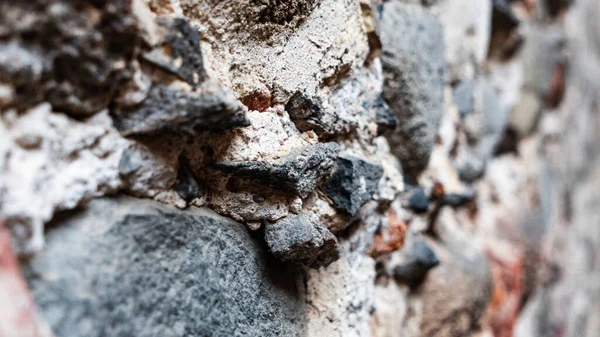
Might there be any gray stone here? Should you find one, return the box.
[214,143,340,198]
[407,186,430,214]
[392,234,440,288]
[456,152,486,183]
[112,80,250,136]
[23,197,306,337]
[264,212,339,267]
[322,154,384,216]
[172,155,203,203]
[0,0,141,115]
[374,96,399,135]
[141,17,206,87]
[379,2,446,181]
[285,91,354,137]
[453,80,476,117]
[478,78,509,158]
[254,0,321,25]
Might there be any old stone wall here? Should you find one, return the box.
[0,0,598,336]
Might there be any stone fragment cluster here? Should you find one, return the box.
[1,0,598,337]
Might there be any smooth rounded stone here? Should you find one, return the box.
[23,197,306,337]
[379,2,446,182]
[407,186,430,214]
[391,233,440,288]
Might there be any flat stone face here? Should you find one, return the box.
[379,2,446,181]
[23,197,305,337]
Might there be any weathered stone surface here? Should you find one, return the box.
[23,197,306,337]
[141,17,206,87]
[254,0,321,25]
[433,0,491,81]
[112,80,250,136]
[264,212,339,267]
[379,2,446,181]
[215,143,340,198]
[0,0,141,115]
[415,236,493,337]
[374,96,399,135]
[322,154,384,215]
[0,104,129,254]
[118,140,180,198]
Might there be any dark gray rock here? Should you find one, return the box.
[374,96,399,136]
[457,152,486,183]
[478,78,509,158]
[379,2,446,182]
[264,212,339,268]
[322,154,384,216]
[23,197,306,337]
[285,91,352,137]
[392,234,439,288]
[112,80,250,136]
[407,187,429,214]
[141,17,206,87]
[440,190,476,208]
[0,0,140,115]
[214,143,340,198]
[489,0,523,59]
[254,0,321,25]
[173,155,203,202]
[453,80,476,118]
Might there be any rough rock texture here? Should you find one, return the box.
[264,212,339,267]
[379,1,446,181]
[215,142,339,198]
[1,0,599,336]
[113,80,250,136]
[24,197,306,337]
[322,154,384,215]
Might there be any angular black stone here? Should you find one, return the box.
[173,155,203,202]
[112,82,250,136]
[264,212,339,268]
[285,91,331,136]
[23,197,306,337]
[141,17,206,87]
[214,143,340,198]
[322,154,384,215]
